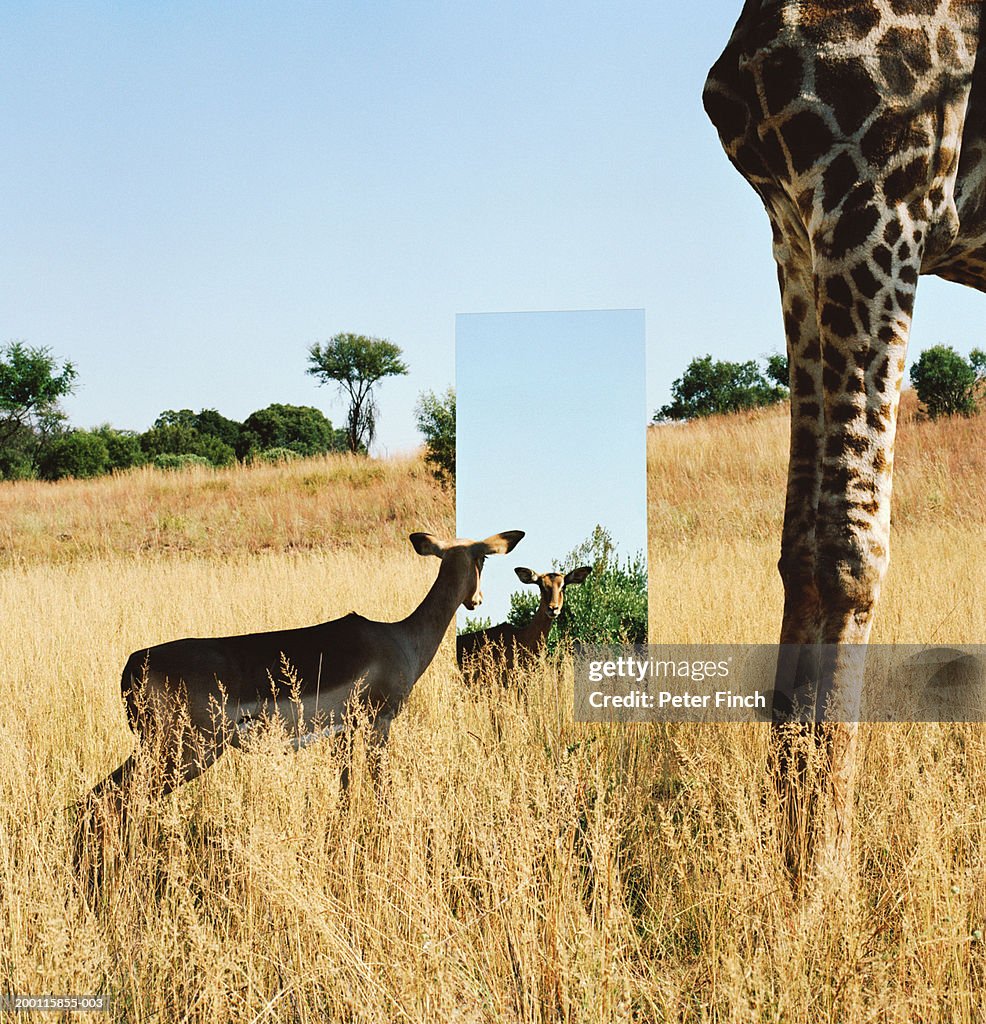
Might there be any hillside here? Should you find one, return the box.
[0,451,454,567]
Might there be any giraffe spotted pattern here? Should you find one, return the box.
[704,0,984,877]
[706,0,984,643]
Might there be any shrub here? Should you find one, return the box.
[460,615,493,634]
[37,431,110,481]
[507,525,648,648]
[93,426,145,471]
[656,354,787,420]
[148,409,243,456]
[253,446,301,464]
[140,424,236,467]
[188,408,242,450]
[0,341,77,475]
[910,344,982,419]
[0,444,35,481]
[764,351,789,389]
[237,404,348,460]
[415,387,455,486]
[151,453,213,471]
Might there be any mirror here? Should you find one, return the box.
[455,309,648,638]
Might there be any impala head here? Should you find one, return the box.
[409,530,525,610]
[514,565,592,619]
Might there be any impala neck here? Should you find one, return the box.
[401,558,469,675]
[517,601,554,650]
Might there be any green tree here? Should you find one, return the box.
[910,344,981,419]
[151,409,198,430]
[307,334,409,453]
[415,387,455,486]
[140,421,236,467]
[0,448,33,481]
[151,408,243,450]
[655,354,787,421]
[0,341,78,479]
[237,403,348,460]
[92,426,145,471]
[37,430,110,481]
[507,526,648,648]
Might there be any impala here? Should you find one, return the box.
[77,529,524,830]
[456,565,591,677]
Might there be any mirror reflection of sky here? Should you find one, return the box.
[456,309,647,625]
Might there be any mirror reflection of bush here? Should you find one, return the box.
[464,525,646,648]
[415,387,455,486]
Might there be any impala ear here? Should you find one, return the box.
[409,533,446,558]
[514,566,538,584]
[565,566,592,586]
[481,530,525,555]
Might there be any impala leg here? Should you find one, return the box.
[338,708,395,794]
[73,753,138,892]
[74,712,225,893]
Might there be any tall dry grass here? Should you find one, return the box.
[0,406,984,1022]
[647,392,986,643]
[0,453,451,567]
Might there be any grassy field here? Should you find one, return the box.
[1,397,984,1022]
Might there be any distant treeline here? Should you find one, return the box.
[4,404,351,482]
[1,337,409,482]
[654,346,986,422]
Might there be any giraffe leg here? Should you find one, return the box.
[776,202,922,885]
[769,223,829,884]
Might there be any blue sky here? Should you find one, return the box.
[3,3,982,454]
[456,309,647,623]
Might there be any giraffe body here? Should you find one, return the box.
[704,1,985,880]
